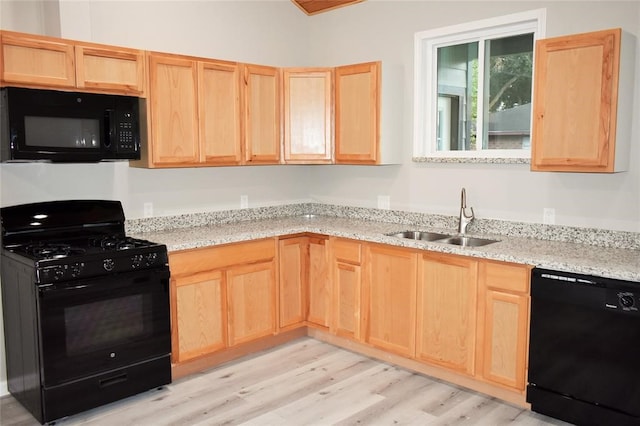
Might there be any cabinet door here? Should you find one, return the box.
[75,44,146,96]
[172,270,227,363]
[243,64,281,164]
[148,53,199,165]
[199,60,242,165]
[307,236,330,328]
[416,253,478,375]
[531,28,620,172]
[330,239,362,340]
[334,62,379,164]
[365,245,417,357]
[478,261,530,390]
[1,31,75,88]
[278,237,308,329]
[227,260,276,346]
[283,68,333,163]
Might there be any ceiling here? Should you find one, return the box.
[291,0,365,15]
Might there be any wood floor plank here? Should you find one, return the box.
[0,337,571,426]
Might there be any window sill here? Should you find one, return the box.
[413,156,531,165]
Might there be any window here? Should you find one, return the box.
[414,9,546,159]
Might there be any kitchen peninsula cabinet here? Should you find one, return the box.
[531,28,632,173]
[168,239,277,364]
[0,30,145,96]
[477,260,530,391]
[330,238,363,340]
[364,244,417,357]
[140,52,242,167]
[282,68,333,163]
[243,64,281,164]
[416,252,478,375]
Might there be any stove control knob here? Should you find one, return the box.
[53,266,66,280]
[103,258,115,272]
[131,254,143,269]
[619,294,635,308]
[145,252,158,266]
[70,262,84,278]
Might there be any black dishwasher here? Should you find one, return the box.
[528,268,640,426]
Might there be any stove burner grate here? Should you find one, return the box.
[26,243,86,259]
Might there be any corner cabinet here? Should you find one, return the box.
[282,68,333,164]
[531,28,632,173]
[335,61,401,165]
[0,30,145,96]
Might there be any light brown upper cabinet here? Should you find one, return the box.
[243,64,281,164]
[136,52,242,168]
[282,68,333,164]
[335,61,402,165]
[0,30,145,96]
[335,62,379,164]
[531,28,633,173]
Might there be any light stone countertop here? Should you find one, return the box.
[130,214,640,282]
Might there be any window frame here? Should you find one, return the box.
[413,9,546,160]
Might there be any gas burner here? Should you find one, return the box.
[90,236,149,251]
[26,243,86,259]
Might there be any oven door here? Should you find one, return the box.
[37,267,171,387]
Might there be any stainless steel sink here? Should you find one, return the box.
[437,236,499,247]
[386,231,450,241]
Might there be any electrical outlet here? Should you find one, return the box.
[143,202,153,218]
[377,195,390,210]
[240,195,249,209]
[543,208,555,225]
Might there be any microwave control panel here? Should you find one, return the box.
[116,111,138,153]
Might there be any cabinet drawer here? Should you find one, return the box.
[482,261,530,293]
[169,239,276,276]
[332,239,361,264]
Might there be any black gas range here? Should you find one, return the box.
[1,200,171,424]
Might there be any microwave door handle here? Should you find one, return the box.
[104,109,115,149]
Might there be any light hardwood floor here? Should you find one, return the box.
[1,338,570,426]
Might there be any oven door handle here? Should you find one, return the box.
[38,268,170,297]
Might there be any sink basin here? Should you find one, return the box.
[386,231,450,241]
[437,236,499,247]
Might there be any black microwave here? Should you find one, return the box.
[1,87,141,162]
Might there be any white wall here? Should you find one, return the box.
[0,0,639,397]
[306,1,640,232]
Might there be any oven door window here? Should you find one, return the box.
[38,268,171,387]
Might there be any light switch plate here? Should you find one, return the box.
[240,195,249,209]
[143,202,153,218]
[543,208,555,225]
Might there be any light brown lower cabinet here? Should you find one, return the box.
[172,270,226,362]
[364,244,417,357]
[477,260,531,391]
[416,252,478,376]
[330,238,362,340]
[169,239,276,364]
[307,236,330,328]
[278,236,308,330]
[227,260,277,346]
[169,235,530,402]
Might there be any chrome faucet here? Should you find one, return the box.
[458,188,475,234]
